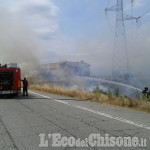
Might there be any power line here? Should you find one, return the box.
[105,0,139,84]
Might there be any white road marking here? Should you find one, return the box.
[29,91,150,130]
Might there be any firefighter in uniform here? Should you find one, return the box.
[142,87,149,101]
[21,78,28,96]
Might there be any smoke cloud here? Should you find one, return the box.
[1,0,150,89]
[0,8,40,76]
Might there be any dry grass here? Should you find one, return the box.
[30,84,150,113]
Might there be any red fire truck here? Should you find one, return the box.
[0,64,21,96]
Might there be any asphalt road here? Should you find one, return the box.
[0,90,150,150]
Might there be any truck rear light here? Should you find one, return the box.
[18,80,21,87]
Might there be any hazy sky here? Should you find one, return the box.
[0,0,150,76]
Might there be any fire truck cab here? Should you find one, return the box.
[0,64,21,96]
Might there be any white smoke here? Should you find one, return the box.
[0,0,59,76]
[0,7,40,75]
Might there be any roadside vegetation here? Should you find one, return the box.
[29,84,150,113]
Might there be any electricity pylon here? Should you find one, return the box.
[105,0,139,84]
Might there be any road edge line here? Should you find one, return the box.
[29,90,150,130]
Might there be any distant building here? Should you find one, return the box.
[40,61,90,77]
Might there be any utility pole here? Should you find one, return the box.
[105,0,138,84]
